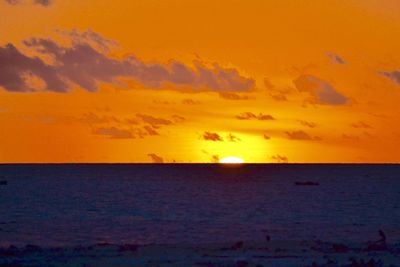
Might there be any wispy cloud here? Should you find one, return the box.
[298,120,317,128]
[327,52,346,64]
[293,75,348,105]
[93,127,134,139]
[380,70,400,85]
[219,92,249,100]
[4,0,53,6]
[285,130,321,141]
[351,121,372,129]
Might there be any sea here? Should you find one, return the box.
[1,164,400,247]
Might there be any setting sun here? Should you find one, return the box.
[219,156,245,164]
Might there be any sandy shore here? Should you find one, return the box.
[1,240,399,267]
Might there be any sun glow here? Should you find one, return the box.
[219,156,245,164]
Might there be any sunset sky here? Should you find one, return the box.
[1,0,400,163]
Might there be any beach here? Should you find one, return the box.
[1,239,399,266]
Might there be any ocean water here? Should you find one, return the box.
[0,164,400,247]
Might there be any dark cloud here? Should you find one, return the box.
[0,44,68,92]
[293,75,348,105]
[93,127,134,139]
[147,153,164,163]
[258,114,275,120]
[136,114,173,128]
[235,112,275,121]
[298,120,317,128]
[285,130,321,141]
[327,52,346,64]
[271,155,288,163]
[351,121,372,129]
[236,112,256,120]
[143,125,159,136]
[202,131,223,141]
[4,0,53,6]
[0,33,255,93]
[380,70,400,85]
[219,92,249,100]
[34,0,51,6]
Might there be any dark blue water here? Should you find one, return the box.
[1,164,400,246]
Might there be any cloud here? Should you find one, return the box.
[77,112,179,138]
[327,52,346,64]
[264,77,291,102]
[172,114,185,123]
[258,114,275,120]
[136,114,173,128]
[56,29,117,53]
[0,32,255,93]
[342,134,360,141]
[285,130,321,141]
[271,155,288,163]
[182,98,201,105]
[235,112,275,121]
[202,131,223,141]
[270,94,288,101]
[219,92,249,100]
[211,155,220,163]
[147,153,164,163]
[4,0,53,6]
[0,44,68,92]
[226,133,241,142]
[351,121,372,129]
[298,120,317,128]
[380,70,400,85]
[79,112,119,124]
[34,0,51,5]
[93,127,134,139]
[293,75,348,105]
[143,125,159,136]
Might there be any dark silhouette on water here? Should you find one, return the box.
[294,181,319,186]
[364,230,388,252]
[378,230,386,243]
[230,241,244,250]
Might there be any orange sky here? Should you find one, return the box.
[1,0,400,163]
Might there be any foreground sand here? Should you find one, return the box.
[1,240,399,267]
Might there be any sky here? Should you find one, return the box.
[1,0,400,163]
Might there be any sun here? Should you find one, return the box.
[219,156,245,164]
